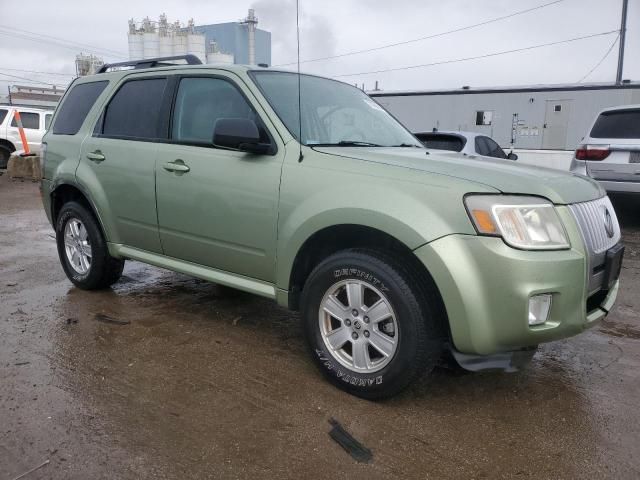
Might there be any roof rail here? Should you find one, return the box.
[97,55,202,73]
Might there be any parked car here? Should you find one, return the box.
[0,105,53,168]
[570,105,640,194]
[414,130,518,161]
[41,56,622,399]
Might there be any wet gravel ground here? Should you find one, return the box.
[1,174,639,479]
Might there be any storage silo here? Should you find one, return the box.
[187,33,206,63]
[128,33,144,60]
[159,35,173,57]
[143,32,159,59]
[173,33,188,56]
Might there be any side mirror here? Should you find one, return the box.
[507,152,518,161]
[213,118,271,154]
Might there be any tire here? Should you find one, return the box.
[0,145,11,169]
[55,201,124,290]
[301,249,445,399]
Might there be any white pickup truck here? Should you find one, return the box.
[0,105,54,168]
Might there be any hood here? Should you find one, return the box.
[313,147,604,205]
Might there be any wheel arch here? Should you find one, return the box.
[285,224,448,331]
[0,138,16,152]
[51,182,108,241]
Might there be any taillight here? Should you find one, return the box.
[575,144,610,161]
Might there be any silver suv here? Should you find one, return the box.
[570,105,640,193]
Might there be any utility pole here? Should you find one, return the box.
[616,0,629,85]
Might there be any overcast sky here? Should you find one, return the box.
[0,0,637,92]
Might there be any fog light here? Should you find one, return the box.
[528,294,552,326]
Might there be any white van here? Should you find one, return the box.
[0,106,54,168]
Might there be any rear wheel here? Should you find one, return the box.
[55,201,124,289]
[301,249,444,399]
[0,145,11,169]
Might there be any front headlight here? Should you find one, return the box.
[464,195,570,250]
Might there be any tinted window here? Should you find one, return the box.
[415,133,465,152]
[0,109,7,125]
[11,112,40,129]
[172,77,268,144]
[52,81,108,135]
[103,78,167,139]
[591,109,640,139]
[475,137,489,156]
[483,137,507,159]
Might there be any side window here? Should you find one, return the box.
[475,137,489,156]
[0,109,8,125]
[53,81,108,135]
[484,137,507,159]
[45,114,53,130]
[102,78,167,139]
[11,112,40,130]
[171,77,268,145]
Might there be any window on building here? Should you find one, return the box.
[52,81,109,135]
[475,110,493,126]
[171,77,269,145]
[554,105,562,112]
[102,78,167,139]
[11,112,40,129]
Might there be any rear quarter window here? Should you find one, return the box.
[52,81,109,135]
[590,109,640,139]
[0,109,7,125]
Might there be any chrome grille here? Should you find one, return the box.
[569,196,621,255]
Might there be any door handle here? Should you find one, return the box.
[87,151,105,162]
[163,160,190,173]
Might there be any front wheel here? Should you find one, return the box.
[301,249,444,399]
[55,201,124,290]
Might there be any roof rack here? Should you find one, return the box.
[97,55,202,74]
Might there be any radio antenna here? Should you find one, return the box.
[296,0,304,162]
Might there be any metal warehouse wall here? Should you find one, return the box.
[196,23,271,65]
[372,86,640,150]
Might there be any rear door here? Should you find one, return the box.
[78,74,169,253]
[586,108,640,184]
[154,73,284,282]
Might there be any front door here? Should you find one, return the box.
[542,100,572,150]
[78,76,168,253]
[155,75,283,282]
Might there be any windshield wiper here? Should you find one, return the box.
[391,143,423,148]
[310,140,383,147]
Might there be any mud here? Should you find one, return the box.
[1,175,639,479]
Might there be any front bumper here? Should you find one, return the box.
[415,220,619,355]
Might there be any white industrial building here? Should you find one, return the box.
[127,15,234,65]
[371,82,640,151]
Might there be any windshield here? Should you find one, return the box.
[251,71,422,148]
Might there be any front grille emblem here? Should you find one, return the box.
[603,208,614,239]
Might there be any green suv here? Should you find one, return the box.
[41,56,623,399]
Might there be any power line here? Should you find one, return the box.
[274,0,567,67]
[0,72,68,88]
[0,24,128,57]
[333,30,619,78]
[578,33,620,83]
[0,30,126,59]
[0,67,76,77]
